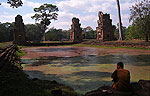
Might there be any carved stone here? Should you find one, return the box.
[96,11,115,41]
[14,15,26,44]
[70,17,82,43]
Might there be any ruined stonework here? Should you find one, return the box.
[96,11,114,41]
[70,17,82,43]
[14,15,26,44]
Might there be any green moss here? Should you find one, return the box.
[16,46,26,57]
[68,44,150,50]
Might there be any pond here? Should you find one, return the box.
[21,46,150,94]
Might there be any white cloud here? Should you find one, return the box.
[110,14,118,25]
[0,14,15,23]
[122,14,131,27]
[121,2,134,11]
[80,15,97,22]
[50,11,74,29]
[0,12,35,24]
[0,0,136,29]
[50,12,98,30]
[56,0,89,12]
[23,13,35,24]
[57,12,74,20]
[1,2,12,9]
[23,0,41,8]
[50,21,71,29]
[88,3,115,13]
[56,0,116,13]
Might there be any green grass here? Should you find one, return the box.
[0,42,13,49]
[68,43,150,50]
[16,46,26,57]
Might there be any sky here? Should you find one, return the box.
[0,0,137,30]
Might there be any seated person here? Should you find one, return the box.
[111,62,131,92]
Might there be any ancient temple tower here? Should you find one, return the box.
[70,17,82,43]
[96,11,114,41]
[14,15,26,44]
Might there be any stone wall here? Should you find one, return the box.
[70,17,82,43]
[96,11,115,41]
[0,44,19,70]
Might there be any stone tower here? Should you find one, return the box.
[70,17,82,43]
[14,15,26,44]
[96,11,114,41]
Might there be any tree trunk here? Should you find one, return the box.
[145,34,148,42]
[43,32,46,41]
[145,27,149,42]
[43,25,46,41]
[116,0,123,41]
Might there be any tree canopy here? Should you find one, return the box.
[25,24,43,43]
[31,3,59,41]
[0,0,23,8]
[82,26,96,39]
[0,22,14,42]
[129,0,150,42]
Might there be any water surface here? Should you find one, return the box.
[22,46,150,94]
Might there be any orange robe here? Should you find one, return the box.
[111,68,131,91]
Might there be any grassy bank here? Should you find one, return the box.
[69,43,149,50]
[0,42,13,49]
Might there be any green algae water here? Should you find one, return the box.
[21,47,150,94]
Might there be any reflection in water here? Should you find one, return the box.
[22,54,150,94]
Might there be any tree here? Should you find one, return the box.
[46,28,63,41]
[0,22,14,42]
[7,0,23,8]
[31,3,59,41]
[0,0,23,8]
[130,0,150,42]
[25,24,43,43]
[116,0,123,41]
[82,26,96,39]
[125,25,143,40]
[114,24,127,40]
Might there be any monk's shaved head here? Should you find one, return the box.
[117,62,124,69]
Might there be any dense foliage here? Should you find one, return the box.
[82,26,97,39]
[129,0,150,42]
[0,0,23,8]
[114,25,127,40]
[46,28,70,41]
[7,0,23,8]
[0,22,14,42]
[125,24,143,40]
[25,24,43,43]
[0,22,70,43]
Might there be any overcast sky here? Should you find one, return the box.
[0,0,137,30]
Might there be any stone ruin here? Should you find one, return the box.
[96,11,115,41]
[14,15,26,45]
[70,17,82,43]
